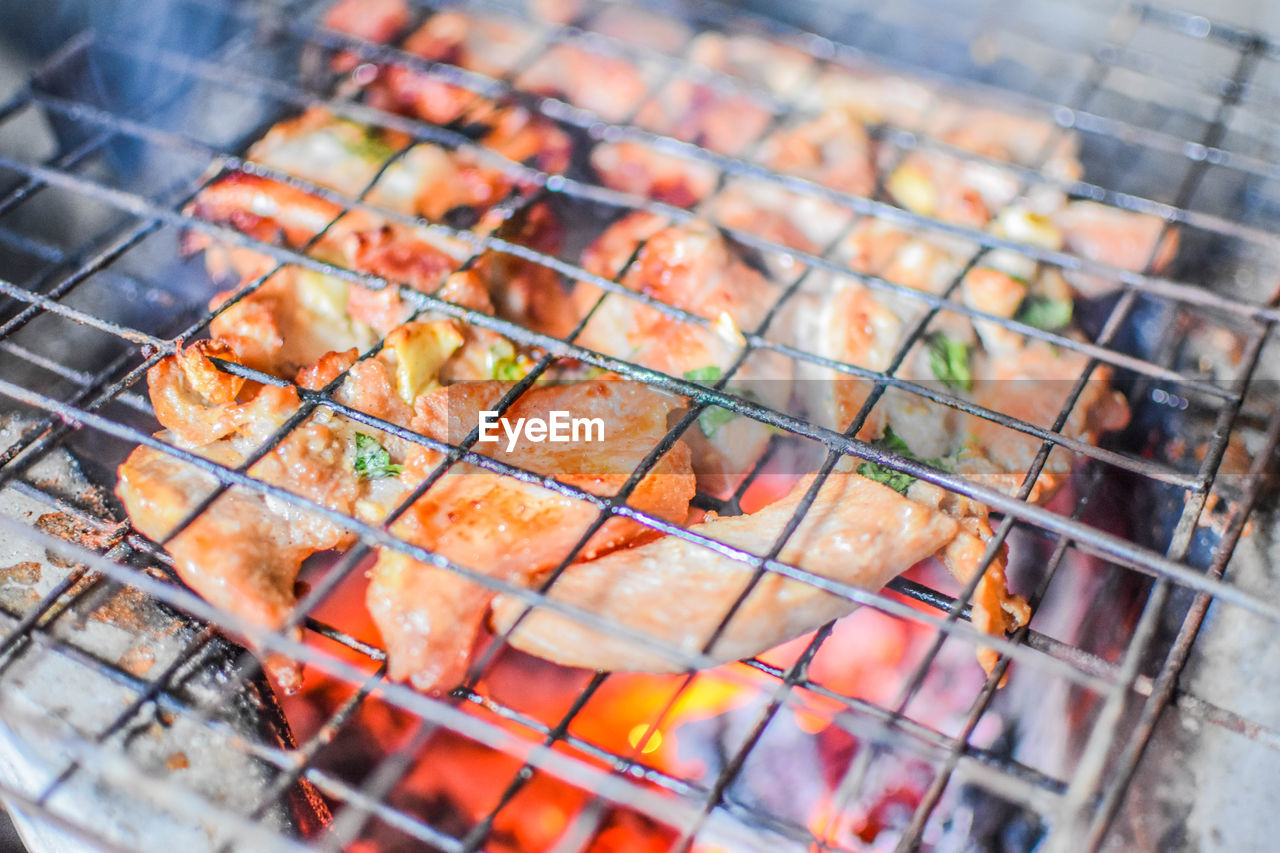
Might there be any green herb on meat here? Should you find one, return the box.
[928,334,973,392]
[696,405,738,439]
[856,426,950,495]
[353,433,403,480]
[490,353,526,381]
[1016,295,1074,331]
[684,367,761,439]
[683,366,723,384]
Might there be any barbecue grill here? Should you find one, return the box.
[1,0,1279,850]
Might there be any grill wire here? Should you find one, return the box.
[0,0,1279,850]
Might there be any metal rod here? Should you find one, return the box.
[0,0,1276,849]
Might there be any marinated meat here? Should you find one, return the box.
[491,470,1028,674]
[687,32,814,97]
[368,378,697,692]
[590,142,719,208]
[113,7,1160,697]
[186,109,568,377]
[792,218,1130,504]
[1053,200,1180,295]
[519,43,656,123]
[576,212,791,495]
[336,7,541,124]
[116,341,420,691]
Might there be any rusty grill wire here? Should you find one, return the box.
[0,0,1279,850]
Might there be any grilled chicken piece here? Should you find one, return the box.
[325,3,578,169]
[987,200,1178,296]
[185,109,569,377]
[687,32,814,97]
[707,181,843,262]
[957,342,1130,502]
[184,172,344,284]
[333,7,540,124]
[792,278,904,441]
[576,212,791,495]
[883,149,1024,229]
[812,70,1071,201]
[590,142,719,208]
[204,208,564,379]
[368,378,696,693]
[468,103,573,176]
[584,3,691,51]
[323,0,410,51]
[1052,200,1179,295]
[243,107,543,225]
[693,107,873,263]
[116,341,421,691]
[247,108,408,194]
[593,106,872,258]
[205,215,456,377]
[118,450,334,696]
[143,339,296,449]
[518,43,656,123]
[330,2,581,172]
[879,106,1079,228]
[758,107,877,198]
[188,107,558,260]
[806,66,938,129]
[793,219,970,441]
[528,0,584,26]
[633,80,772,157]
[925,104,1081,176]
[621,31,813,156]
[905,479,1029,673]
[184,111,474,286]
[490,470,1027,673]
[187,171,469,287]
[328,0,626,163]
[793,220,1130,502]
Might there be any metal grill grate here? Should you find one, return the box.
[0,0,1279,850]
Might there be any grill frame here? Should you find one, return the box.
[0,0,1277,850]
